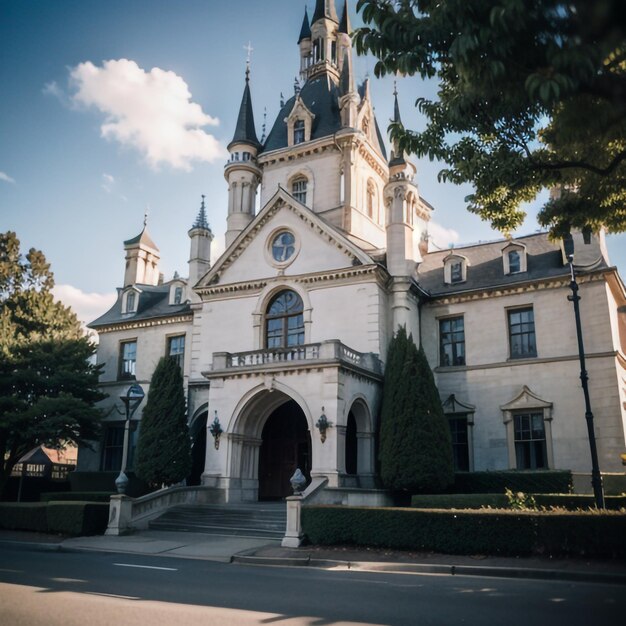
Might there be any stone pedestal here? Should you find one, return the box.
[105,494,133,536]
[281,495,304,548]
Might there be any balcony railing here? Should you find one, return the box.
[211,340,382,376]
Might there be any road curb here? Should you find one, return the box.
[0,540,63,553]
[232,553,626,585]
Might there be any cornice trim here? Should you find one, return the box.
[93,314,193,334]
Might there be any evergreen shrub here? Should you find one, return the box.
[450,470,572,494]
[379,327,453,493]
[135,357,191,488]
[46,502,109,536]
[0,503,48,532]
[301,505,626,557]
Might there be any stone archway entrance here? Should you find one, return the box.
[258,400,311,500]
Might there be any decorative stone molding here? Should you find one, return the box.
[95,314,193,334]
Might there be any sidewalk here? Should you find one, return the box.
[1,528,625,585]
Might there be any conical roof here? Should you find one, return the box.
[191,195,210,230]
[228,69,260,150]
[339,1,351,34]
[298,7,311,43]
[312,0,338,24]
[124,226,159,251]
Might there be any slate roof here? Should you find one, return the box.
[229,75,260,150]
[312,0,338,23]
[263,75,342,152]
[298,7,311,43]
[88,284,191,328]
[416,232,609,297]
[123,227,159,250]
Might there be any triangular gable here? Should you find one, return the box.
[197,187,375,288]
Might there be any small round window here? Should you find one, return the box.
[271,231,296,263]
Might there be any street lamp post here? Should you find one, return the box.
[563,235,605,509]
[116,384,145,495]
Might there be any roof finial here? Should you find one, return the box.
[192,194,210,230]
[393,79,397,98]
[244,41,253,81]
[280,92,285,108]
[143,206,149,228]
[294,76,301,96]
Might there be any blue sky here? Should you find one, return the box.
[1,0,624,325]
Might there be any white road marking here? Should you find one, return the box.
[113,563,178,571]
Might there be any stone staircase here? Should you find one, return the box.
[148,502,287,539]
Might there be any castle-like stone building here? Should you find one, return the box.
[82,1,626,500]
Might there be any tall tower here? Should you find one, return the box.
[188,195,213,286]
[384,87,422,277]
[123,219,160,287]
[308,0,340,80]
[225,65,262,247]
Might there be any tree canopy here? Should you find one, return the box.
[0,231,104,498]
[134,357,191,488]
[354,0,626,237]
[379,326,453,493]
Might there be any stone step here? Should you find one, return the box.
[148,503,287,538]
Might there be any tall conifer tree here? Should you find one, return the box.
[135,357,191,488]
[379,327,454,493]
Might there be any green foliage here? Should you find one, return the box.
[411,494,509,509]
[46,502,109,536]
[302,505,626,557]
[451,470,572,494]
[41,492,114,503]
[379,327,453,493]
[0,502,48,532]
[354,0,626,236]
[505,488,538,510]
[135,357,191,488]
[0,232,105,499]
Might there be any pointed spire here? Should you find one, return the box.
[339,48,355,96]
[312,0,338,24]
[260,107,267,144]
[228,64,260,149]
[339,1,351,34]
[192,195,210,230]
[393,81,402,125]
[298,7,311,43]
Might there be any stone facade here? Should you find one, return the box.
[83,1,626,499]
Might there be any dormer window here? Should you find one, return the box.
[450,262,463,283]
[502,243,527,275]
[174,286,183,305]
[294,120,305,145]
[444,254,469,285]
[123,290,138,314]
[169,282,186,305]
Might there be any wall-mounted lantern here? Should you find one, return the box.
[316,407,332,443]
[209,411,223,450]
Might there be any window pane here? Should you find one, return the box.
[439,316,465,366]
[120,341,137,379]
[265,291,305,348]
[509,251,520,272]
[514,412,546,469]
[508,307,536,358]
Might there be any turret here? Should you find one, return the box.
[309,0,340,80]
[188,195,213,286]
[224,65,262,247]
[384,87,424,277]
[123,218,160,287]
[338,49,358,127]
[298,7,312,82]
[337,1,351,75]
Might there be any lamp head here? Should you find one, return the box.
[563,233,575,263]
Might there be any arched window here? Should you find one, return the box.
[294,120,305,145]
[292,177,307,204]
[366,179,376,219]
[266,290,305,348]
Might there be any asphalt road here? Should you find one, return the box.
[0,546,623,625]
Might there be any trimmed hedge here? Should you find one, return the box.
[301,505,626,558]
[46,502,109,536]
[0,501,109,536]
[0,503,48,532]
[450,470,572,494]
[41,491,113,503]
[410,493,626,511]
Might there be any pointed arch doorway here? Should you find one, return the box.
[258,400,311,500]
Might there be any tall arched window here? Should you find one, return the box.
[266,290,305,348]
[292,177,307,204]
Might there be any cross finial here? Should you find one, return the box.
[143,206,149,227]
[244,41,253,79]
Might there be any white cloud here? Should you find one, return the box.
[69,59,225,170]
[0,171,16,184]
[53,284,116,329]
[101,172,115,193]
[428,221,461,251]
